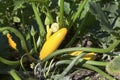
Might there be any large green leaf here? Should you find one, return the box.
[106,56,120,79]
[89,2,114,33]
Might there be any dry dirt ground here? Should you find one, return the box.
[72,69,109,80]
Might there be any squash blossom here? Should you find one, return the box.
[7,33,17,50]
[70,51,96,60]
[40,28,67,60]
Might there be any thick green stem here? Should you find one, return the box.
[59,0,64,28]
[43,39,120,62]
[0,56,19,65]
[61,52,87,76]
[9,69,22,80]
[56,60,108,67]
[85,60,107,66]
[82,64,115,80]
[31,2,46,40]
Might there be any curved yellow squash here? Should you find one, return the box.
[40,28,67,60]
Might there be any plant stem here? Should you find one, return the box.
[62,60,108,67]
[31,2,46,40]
[66,13,88,47]
[32,35,38,53]
[45,60,113,80]
[70,0,88,28]
[45,6,54,24]
[42,39,120,62]
[46,59,54,77]
[9,69,22,80]
[42,59,109,80]
[59,0,64,28]
[20,9,25,30]
[85,60,107,66]
[0,56,19,65]
[42,60,108,73]
[61,52,87,76]
[82,64,115,80]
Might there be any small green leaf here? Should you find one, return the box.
[58,1,70,14]
[13,16,21,23]
[30,26,36,36]
[0,12,3,15]
[64,2,70,14]
[45,16,51,25]
[2,30,9,35]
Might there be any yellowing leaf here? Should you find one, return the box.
[7,33,17,50]
[70,51,96,60]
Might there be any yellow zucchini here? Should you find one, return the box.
[40,28,67,60]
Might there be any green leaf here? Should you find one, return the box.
[106,56,120,79]
[89,2,114,33]
[13,0,25,10]
[114,17,120,28]
[64,2,70,14]
[13,16,21,23]
[45,16,51,25]
[80,0,90,19]
[102,1,119,26]
[30,26,36,36]
[0,12,3,15]
[103,1,118,13]
[58,1,70,15]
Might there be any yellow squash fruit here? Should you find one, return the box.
[40,28,67,60]
[7,33,17,50]
[70,51,96,60]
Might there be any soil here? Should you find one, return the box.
[71,69,109,80]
